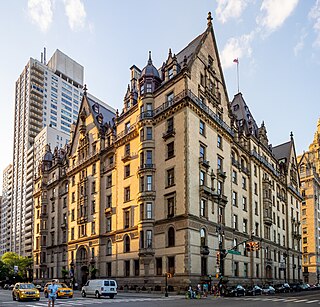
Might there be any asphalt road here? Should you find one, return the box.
[1,289,320,307]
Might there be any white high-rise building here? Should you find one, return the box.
[0,164,13,256]
[11,49,84,256]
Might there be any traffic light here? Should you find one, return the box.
[246,242,253,252]
[220,249,227,259]
[166,273,172,278]
[216,252,220,265]
[254,242,261,250]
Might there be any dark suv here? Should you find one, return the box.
[274,283,291,293]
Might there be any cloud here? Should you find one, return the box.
[220,32,255,69]
[309,0,320,47]
[215,0,251,23]
[27,0,53,32]
[257,0,299,33]
[294,30,307,56]
[63,0,87,31]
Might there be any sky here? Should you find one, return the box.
[1,0,320,191]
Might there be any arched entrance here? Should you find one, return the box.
[76,246,89,287]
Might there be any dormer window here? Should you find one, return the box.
[126,100,130,109]
[168,67,174,79]
[146,83,152,93]
[93,103,99,113]
[125,121,130,133]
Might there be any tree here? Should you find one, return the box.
[1,252,33,280]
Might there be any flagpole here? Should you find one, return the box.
[236,59,239,93]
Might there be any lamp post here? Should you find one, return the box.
[165,273,168,297]
[70,260,74,289]
[283,252,288,283]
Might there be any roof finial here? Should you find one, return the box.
[83,84,87,96]
[207,11,213,27]
[290,131,293,139]
[148,51,152,64]
[168,48,172,57]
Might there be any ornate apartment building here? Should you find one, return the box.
[33,14,302,289]
[298,120,320,284]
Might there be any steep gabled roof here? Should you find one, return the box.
[176,32,206,67]
[273,140,292,163]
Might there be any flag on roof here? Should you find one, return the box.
[233,58,239,64]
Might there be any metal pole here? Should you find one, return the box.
[165,274,168,297]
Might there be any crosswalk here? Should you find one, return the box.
[2,296,183,307]
[227,296,320,305]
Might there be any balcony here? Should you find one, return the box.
[162,128,176,140]
[217,169,227,179]
[199,157,210,169]
[293,231,301,240]
[121,152,137,162]
[138,111,153,121]
[138,164,156,172]
[77,216,88,224]
[263,215,273,226]
[213,193,228,206]
[105,207,113,216]
[138,247,155,257]
[199,185,215,197]
[138,190,156,201]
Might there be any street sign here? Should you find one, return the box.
[228,249,241,255]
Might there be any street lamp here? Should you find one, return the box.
[283,252,288,283]
[165,273,168,297]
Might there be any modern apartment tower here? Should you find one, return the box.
[11,49,84,256]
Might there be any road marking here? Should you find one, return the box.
[294,299,307,303]
[307,300,319,304]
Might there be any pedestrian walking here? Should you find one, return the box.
[47,279,58,307]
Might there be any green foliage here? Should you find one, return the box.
[0,252,33,279]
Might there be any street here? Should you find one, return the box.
[1,290,320,306]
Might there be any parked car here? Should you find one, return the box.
[246,285,262,296]
[300,283,310,291]
[12,283,40,301]
[81,279,117,299]
[289,283,303,292]
[225,285,246,297]
[274,283,291,293]
[44,282,73,298]
[3,284,9,290]
[262,285,275,295]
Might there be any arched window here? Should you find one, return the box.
[168,227,175,247]
[106,240,112,256]
[200,228,206,247]
[124,235,130,253]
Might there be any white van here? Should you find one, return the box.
[81,279,117,299]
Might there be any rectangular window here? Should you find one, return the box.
[168,256,175,275]
[147,175,153,191]
[200,170,205,186]
[232,170,237,184]
[199,120,205,135]
[254,182,258,195]
[167,92,174,102]
[91,222,95,235]
[217,135,222,149]
[242,197,247,211]
[91,200,96,214]
[146,150,152,165]
[107,175,112,188]
[167,117,174,132]
[244,263,248,278]
[167,197,174,218]
[167,168,175,187]
[200,199,206,217]
[243,219,248,233]
[234,261,239,277]
[168,67,173,79]
[124,211,130,228]
[107,194,112,208]
[124,260,130,277]
[125,143,130,156]
[106,217,112,232]
[134,260,140,276]
[146,230,152,248]
[156,258,162,275]
[167,142,174,159]
[255,201,258,215]
[124,187,130,202]
[146,127,152,140]
[242,177,246,189]
[200,144,205,159]
[125,164,130,178]
[106,263,112,277]
[146,203,152,219]
[232,191,237,207]
[217,156,223,171]
[233,214,238,230]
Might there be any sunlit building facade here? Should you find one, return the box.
[33,14,302,289]
[298,120,320,284]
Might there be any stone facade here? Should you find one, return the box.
[297,120,320,284]
[33,14,302,290]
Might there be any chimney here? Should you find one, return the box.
[41,52,43,64]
